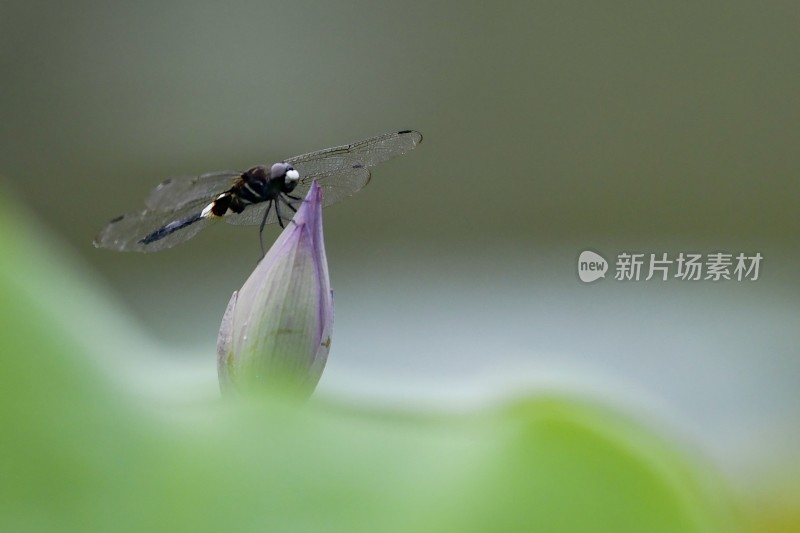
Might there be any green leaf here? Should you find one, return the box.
[0,189,738,532]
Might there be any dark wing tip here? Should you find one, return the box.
[397,129,423,145]
[93,214,124,248]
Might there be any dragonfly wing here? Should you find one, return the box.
[285,130,422,169]
[94,199,214,252]
[97,131,421,249]
[224,157,370,226]
[223,197,301,226]
[145,170,242,211]
[297,156,372,208]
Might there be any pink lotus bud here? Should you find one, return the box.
[217,182,333,399]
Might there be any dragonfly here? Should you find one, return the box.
[94,130,423,253]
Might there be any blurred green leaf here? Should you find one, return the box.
[0,188,738,532]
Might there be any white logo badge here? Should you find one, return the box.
[578,251,608,283]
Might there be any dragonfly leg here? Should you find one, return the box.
[279,195,300,226]
[275,200,285,229]
[259,200,273,256]
[280,195,298,213]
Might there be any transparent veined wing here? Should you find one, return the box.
[285,130,422,169]
[149,129,422,213]
[94,130,422,251]
[225,156,370,226]
[222,196,304,226]
[289,130,422,210]
[145,170,242,211]
[94,198,216,252]
[225,130,422,227]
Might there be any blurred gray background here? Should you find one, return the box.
[1,1,798,493]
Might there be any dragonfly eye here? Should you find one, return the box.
[270,162,290,180]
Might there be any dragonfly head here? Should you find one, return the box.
[272,162,299,192]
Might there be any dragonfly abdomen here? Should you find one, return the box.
[139,212,204,245]
[138,188,257,246]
